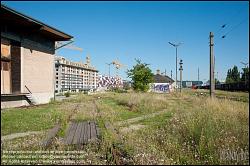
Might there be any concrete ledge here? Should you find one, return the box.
[1,95,29,109]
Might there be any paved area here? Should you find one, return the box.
[1,131,42,141]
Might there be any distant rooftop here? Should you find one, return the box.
[153,74,174,83]
[55,55,98,72]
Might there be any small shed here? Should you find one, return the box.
[150,70,175,93]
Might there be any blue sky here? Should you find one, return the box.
[3,1,249,82]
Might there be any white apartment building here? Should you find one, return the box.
[55,56,98,93]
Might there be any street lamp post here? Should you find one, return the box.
[169,42,183,91]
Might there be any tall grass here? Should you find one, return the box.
[1,90,248,165]
[126,95,249,165]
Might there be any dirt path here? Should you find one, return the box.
[115,109,168,126]
[116,109,170,134]
[1,131,43,141]
[119,124,145,134]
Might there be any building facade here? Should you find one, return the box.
[55,56,98,93]
[1,4,72,108]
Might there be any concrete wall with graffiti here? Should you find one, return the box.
[97,75,123,89]
[149,83,174,93]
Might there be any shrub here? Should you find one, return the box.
[127,59,154,92]
[64,92,70,97]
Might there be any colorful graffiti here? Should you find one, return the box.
[97,75,123,88]
[150,83,172,93]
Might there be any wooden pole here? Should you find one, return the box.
[209,32,215,98]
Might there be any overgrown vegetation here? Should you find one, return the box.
[64,91,70,97]
[1,89,249,165]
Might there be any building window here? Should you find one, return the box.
[56,77,58,79]
[56,81,58,84]
[1,61,10,71]
[56,73,58,75]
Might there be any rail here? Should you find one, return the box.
[197,82,249,92]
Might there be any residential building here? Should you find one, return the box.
[1,4,73,108]
[55,55,98,93]
[149,69,175,93]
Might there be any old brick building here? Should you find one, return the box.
[1,4,73,108]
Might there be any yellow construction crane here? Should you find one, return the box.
[111,60,126,78]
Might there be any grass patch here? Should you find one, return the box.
[117,111,142,121]
[1,103,62,136]
[136,111,173,126]
[101,98,141,121]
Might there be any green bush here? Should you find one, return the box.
[64,92,70,97]
[127,59,154,92]
[111,87,127,93]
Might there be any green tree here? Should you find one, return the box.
[226,65,240,83]
[231,65,240,82]
[241,67,249,83]
[127,59,154,92]
[226,69,233,83]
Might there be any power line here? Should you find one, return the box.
[221,17,248,39]
[214,6,246,37]
[214,17,248,46]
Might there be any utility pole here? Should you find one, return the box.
[176,47,178,90]
[209,32,215,98]
[171,70,172,79]
[169,42,183,91]
[179,59,183,93]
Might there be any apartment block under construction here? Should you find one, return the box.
[55,56,98,93]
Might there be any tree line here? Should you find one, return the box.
[225,65,249,84]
